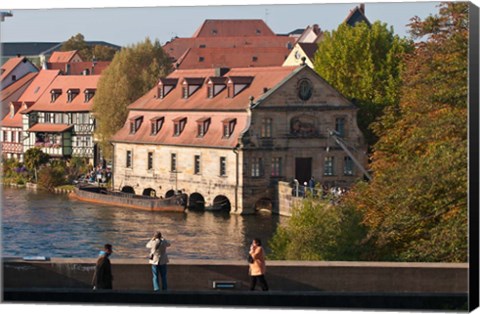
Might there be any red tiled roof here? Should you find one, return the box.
[176,47,290,69]
[113,66,299,148]
[128,66,296,112]
[163,36,296,62]
[48,51,81,63]
[22,75,100,113]
[0,72,37,102]
[192,19,276,37]
[1,57,29,81]
[47,61,110,75]
[111,111,249,149]
[18,70,60,103]
[2,101,35,128]
[27,123,73,132]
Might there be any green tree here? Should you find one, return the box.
[269,196,369,261]
[314,21,411,146]
[61,33,117,61]
[24,148,50,182]
[93,38,173,159]
[347,2,468,262]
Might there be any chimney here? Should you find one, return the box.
[313,24,320,35]
[360,3,365,14]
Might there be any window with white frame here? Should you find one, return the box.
[324,156,335,176]
[271,157,282,177]
[261,117,272,138]
[194,155,201,175]
[251,157,263,177]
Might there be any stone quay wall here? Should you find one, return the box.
[3,258,467,294]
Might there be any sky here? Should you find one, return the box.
[0,0,446,47]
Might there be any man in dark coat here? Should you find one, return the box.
[92,244,113,289]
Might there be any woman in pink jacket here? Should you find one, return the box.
[248,238,269,291]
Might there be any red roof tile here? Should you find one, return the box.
[163,36,296,62]
[113,66,298,148]
[48,51,81,63]
[23,75,100,113]
[111,111,249,149]
[128,66,296,112]
[176,47,290,69]
[47,61,110,75]
[1,57,28,81]
[27,123,73,132]
[17,70,60,102]
[192,19,275,37]
[0,72,37,103]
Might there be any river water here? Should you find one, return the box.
[1,187,286,260]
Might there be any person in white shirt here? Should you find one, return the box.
[146,231,171,291]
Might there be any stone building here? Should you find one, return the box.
[111,65,367,214]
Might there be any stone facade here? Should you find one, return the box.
[112,66,367,214]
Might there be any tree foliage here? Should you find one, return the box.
[269,196,370,261]
[61,33,117,61]
[347,2,468,262]
[92,38,173,159]
[24,148,50,181]
[313,21,411,145]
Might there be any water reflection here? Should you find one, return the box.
[1,187,285,260]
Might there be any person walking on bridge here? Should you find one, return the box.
[92,243,113,290]
[248,238,269,291]
[146,231,171,291]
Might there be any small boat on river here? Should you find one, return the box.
[69,185,186,212]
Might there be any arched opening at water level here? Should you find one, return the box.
[188,193,205,211]
[209,195,231,212]
[142,188,157,197]
[121,186,135,194]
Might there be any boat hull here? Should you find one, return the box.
[69,186,185,212]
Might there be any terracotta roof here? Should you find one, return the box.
[2,101,35,128]
[1,70,60,127]
[17,70,60,103]
[27,123,73,132]
[47,61,110,75]
[0,72,37,102]
[163,36,296,62]
[22,75,100,113]
[192,19,275,38]
[0,57,37,82]
[128,66,297,112]
[176,47,290,69]
[48,51,81,63]
[113,66,300,148]
[111,110,249,149]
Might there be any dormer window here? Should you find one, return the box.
[227,76,253,98]
[182,78,204,99]
[67,89,80,103]
[222,118,236,138]
[157,78,178,99]
[207,77,227,98]
[196,117,211,137]
[173,117,187,136]
[50,89,62,103]
[150,116,164,135]
[84,89,95,102]
[129,115,143,134]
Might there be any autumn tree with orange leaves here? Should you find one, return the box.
[270,2,468,262]
[345,2,468,262]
